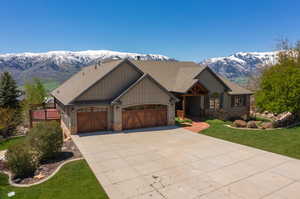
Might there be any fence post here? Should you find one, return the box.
[29,109,33,128]
[45,109,47,120]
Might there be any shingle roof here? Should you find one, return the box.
[217,75,253,95]
[51,60,123,104]
[111,74,178,104]
[52,59,253,105]
[130,60,206,93]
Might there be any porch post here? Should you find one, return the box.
[182,95,186,119]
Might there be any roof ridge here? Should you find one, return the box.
[111,73,178,104]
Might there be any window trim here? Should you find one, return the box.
[209,96,220,110]
[231,95,246,107]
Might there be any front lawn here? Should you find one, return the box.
[0,160,109,199]
[0,136,25,151]
[202,120,300,159]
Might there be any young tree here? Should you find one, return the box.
[0,108,19,137]
[24,78,47,105]
[255,41,300,114]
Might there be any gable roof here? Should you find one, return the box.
[130,60,206,93]
[111,73,178,105]
[52,59,253,105]
[217,75,253,95]
[130,60,252,95]
[51,59,143,105]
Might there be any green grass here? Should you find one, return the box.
[42,81,60,92]
[19,80,60,93]
[0,160,109,199]
[0,136,26,151]
[202,119,300,159]
[175,117,193,124]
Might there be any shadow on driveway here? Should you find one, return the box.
[77,125,180,137]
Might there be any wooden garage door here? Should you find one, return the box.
[77,107,107,133]
[122,105,167,130]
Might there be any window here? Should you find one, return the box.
[209,97,220,110]
[232,95,246,107]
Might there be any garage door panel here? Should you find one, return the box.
[77,111,107,133]
[122,105,167,130]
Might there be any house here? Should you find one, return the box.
[51,59,252,135]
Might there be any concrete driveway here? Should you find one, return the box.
[72,127,300,199]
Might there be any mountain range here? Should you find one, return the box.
[0,50,279,86]
[201,51,278,81]
[0,50,172,85]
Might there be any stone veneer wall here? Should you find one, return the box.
[205,107,250,120]
[61,119,72,138]
[205,95,251,120]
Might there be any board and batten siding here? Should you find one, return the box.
[75,62,142,102]
[113,76,175,130]
[197,69,226,94]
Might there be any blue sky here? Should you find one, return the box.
[1,0,300,61]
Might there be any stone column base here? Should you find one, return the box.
[113,123,122,131]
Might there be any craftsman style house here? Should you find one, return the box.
[51,59,252,135]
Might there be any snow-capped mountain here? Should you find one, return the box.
[0,50,172,84]
[201,51,279,80]
[0,49,281,86]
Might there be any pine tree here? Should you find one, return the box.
[0,72,21,109]
[0,72,22,137]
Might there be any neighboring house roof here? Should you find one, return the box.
[111,73,178,105]
[51,59,253,105]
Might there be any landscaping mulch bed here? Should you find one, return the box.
[0,139,82,185]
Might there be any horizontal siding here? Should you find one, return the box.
[75,62,141,102]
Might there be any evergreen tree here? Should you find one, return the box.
[0,72,22,136]
[0,72,21,109]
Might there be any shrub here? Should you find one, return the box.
[5,143,39,178]
[27,121,63,162]
[0,135,4,143]
[0,108,20,138]
[175,117,193,124]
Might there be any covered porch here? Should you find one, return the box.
[175,82,209,119]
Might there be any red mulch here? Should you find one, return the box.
[184,121,210,133]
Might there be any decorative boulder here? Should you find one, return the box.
[261,122,274,129]
[247,121,258,128]
[233,120,247,128]
[274,112,294,127]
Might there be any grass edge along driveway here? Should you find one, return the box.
[0,160,109,199]
[202,119,300,160]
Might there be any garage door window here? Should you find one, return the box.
[77,107,107,112]
[124,104,166,111]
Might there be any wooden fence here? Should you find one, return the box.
[29,103,60,128]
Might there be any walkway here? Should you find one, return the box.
[184,121,210,133]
